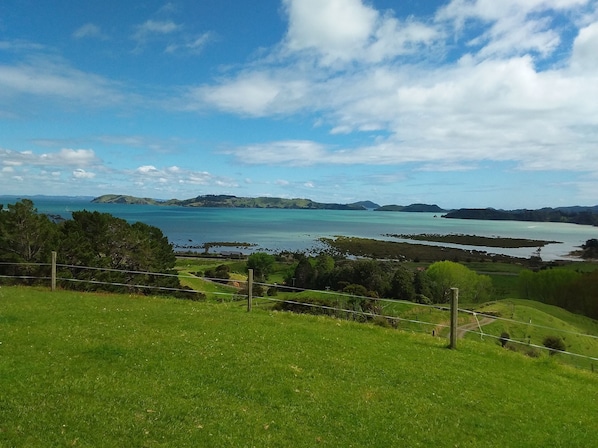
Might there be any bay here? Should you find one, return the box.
[5,196,597,261]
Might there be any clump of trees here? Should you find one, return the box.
[518,266,598,319]
[284,255,491,304]
[0,200,184,296]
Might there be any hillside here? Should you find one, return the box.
[92,194,370,210]
[444,206,598,226]
[1,287,597,447]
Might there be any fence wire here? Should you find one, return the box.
[1,261,597,367]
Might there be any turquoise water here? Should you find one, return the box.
[7,196,598,261]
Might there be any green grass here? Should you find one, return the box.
[473,299,598,370]
[1,286,597,447]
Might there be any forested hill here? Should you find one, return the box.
[92,194,379,210]
[443,207,598,226]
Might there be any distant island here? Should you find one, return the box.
[92,194,381,211]
[444,207,598,226]
[375,203,446,213]
[89,195,598,226]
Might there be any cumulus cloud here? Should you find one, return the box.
[195,0,598,177]
[282,0,440,65]
[571,21,598,71]
[188,71,309,116]
[72,169,96,179]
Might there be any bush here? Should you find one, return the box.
[543,336,566,355]
[499,332,510,348]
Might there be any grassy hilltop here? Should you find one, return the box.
[1,286,597,447]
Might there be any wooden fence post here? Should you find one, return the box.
[51,251,57,292]
[247,269,253,312]
[450,287,459,349]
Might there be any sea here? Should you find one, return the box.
[3,196,597,261]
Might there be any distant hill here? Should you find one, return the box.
[350,200,380,209]
[92,194,368,210]
[444,207,598,226]
[375,203,446,213]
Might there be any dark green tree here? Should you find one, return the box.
[0,199,58,283]
[413,270,432,302]
[292,256,315,289]
[246,252,275,282]
[57,210,179,294]
[390,266,415,301]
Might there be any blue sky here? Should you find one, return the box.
[1,0,598,209]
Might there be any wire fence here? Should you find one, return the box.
[1,260,597,370]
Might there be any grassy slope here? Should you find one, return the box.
[1,287,597,447]
[474,299,598,370]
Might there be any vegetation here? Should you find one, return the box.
[321,236,526,263]
[426,261,492,303]
[389,233,558,248]
[518,268,598,319]
[1,287,597,447]
[444,206,598,226]
[246,252,276,282]
[92,194,370,210]
[580,238,598,259]
[0,200,182,296]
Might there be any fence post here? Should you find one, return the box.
[450,287,459,349]
[247,269,253,312]
[51,251,57,292]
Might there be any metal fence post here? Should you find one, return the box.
[450,287,459,349]
[247,269,253,312]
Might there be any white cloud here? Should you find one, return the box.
[189,71,309,116]
[165,32,213,54]
[133,20,180,42]
[571,21,598,71]
[283,0,377,62]
[41,149,99,167]
[72,23,106,40]
[281,0,440,65]
[436,0,590,59]
[0,58,126,107]
[130,165,237,189]
[136,165,160,174]
[197,0,598,178]
[1,148,99,168]
[72,169,96,179]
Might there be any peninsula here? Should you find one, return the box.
[92,194,380,210]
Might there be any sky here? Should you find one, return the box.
[1,0,598,209]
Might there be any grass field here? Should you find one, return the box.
[1,286,597,447]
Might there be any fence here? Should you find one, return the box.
[2,257,598,371]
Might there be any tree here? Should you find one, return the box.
[425,261,492,303]
[57,210,179,294]
[246,252,275,282]
[0,199,58,283]
[292,256,315,288]
[390,266,415,301]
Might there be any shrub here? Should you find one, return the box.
[499,332,510,348]
[543,336,566,355]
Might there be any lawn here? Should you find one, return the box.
[1,286,597,447]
